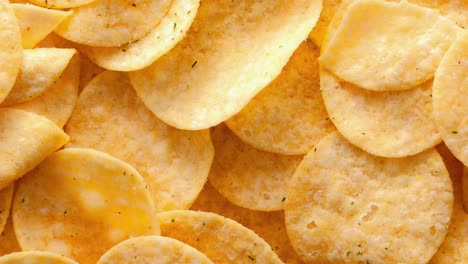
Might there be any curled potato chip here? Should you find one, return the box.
[79,0,200,71]
[208,124,302,211]
[65,71,213,211]
[55,0,173,47]
[158,210,283,264]
[285,132,453,263]
[97,236,214,264]
[12,4,72,49]
[0,251,78,264]
[13,148,159,264]
[0,216,21,256]
[0,184,14,234]
[29,0,96,8]
[408,0,468,29]
[319,0,460,91]
[130,0,323,130]
[0,108,69,190]
[433,31,468,166]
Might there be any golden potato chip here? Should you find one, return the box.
[77,55,104,92]
[13,148,159,264]
[225,41,334,155]
[0,0,22,104]
[158,210,283,264]
[191,182,304,264]
[12,52,79,127]
[308,0,342,47]
[464,167,468,213]
[0,108,69,190]
[408,0,467,29]
[0,251,78,264]
[12,3,72,49]
[65,71,213,211]
[208,124,302,211]
[96,236,214,264]
[320,69,440,157]
[79,0,200,71]
[433,31,467,166]
[0,184,14,234]
[1,48,76,106]
[0,216,21,256]
[285,132,453,263]
[319,0,460,91]
[54,0,173,47]
[130,0,323,130]
[29,0,95,8]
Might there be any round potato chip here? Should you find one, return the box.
[225,41,334,155]
[208,124,302,211]
[129,0,323,130]
[54,0,173,47]
[0,184,14,234]
[285,132,453,263]
[0,108,69,190]
[29,0,96,8]
[0,216,21,256]
[0,0,22,104]
[97,236,214,264]
[308,0,342,47]
[408,0,467,29]
[0,251,78,264]
[79,0,200,71]
[320,69,440,157]
[433,31,468,166]
[65,71,213,211]
[158,210,283,264]
[319,0,460,91]
[13,148,159,264]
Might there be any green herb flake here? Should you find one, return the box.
[122,48,127,52]
[346,251,351,256]
[357,251,363,256]
[173,23,177,30]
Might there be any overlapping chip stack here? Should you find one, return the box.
[0,0,466,263]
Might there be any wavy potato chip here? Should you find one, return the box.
[408,0,468,29]
[55,0,173,47]
[13,148,159,264]
[433,31,468,166]
[29,0,96,8]
[158,210,283,264]
[0,252,78,264]
[319,0,460,91]
[0,216,21,256]
[79,0,200,71]
[208,124,302,211]
[0,184,14,234]
[97,236,214,264]
[65,71,213,211]
[130,0,323,130]
[0,108,69,190]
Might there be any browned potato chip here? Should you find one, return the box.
[308,0,342,47]
[0,216,21,256]
[0,251,78,264]
[464,167,468,213]
[0,184,14,234]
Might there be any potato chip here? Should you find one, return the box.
[319,0,460,91]
[308,0,342,47]
[1,48,76,106]
[320,69,440,157]
[464,167,468,213]
[79,0,200,71]
[407,0,468,29]
[158,210,283,264]
[191,182,304,264]
[96,236,214,264]
[13,148,159,264]
[208,124,302,211]
[0,0,22,104]
[225,41,334,155]
[0,108,69,190]
[12,52,79,128]
[12,4,72,49]
[285,132,452,263]
[0,184,14,234]
[433,31,467,166]
[77,55,104,92]
[65,71,213,211]
[0,251,78,264]
[0,216,21,256]
[54,0,173,47]
[29,0,95,8]
[129,0,323,130]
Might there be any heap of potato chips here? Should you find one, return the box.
[0,0,466,263]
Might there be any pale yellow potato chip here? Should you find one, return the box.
[0,184,14,234]
[433,31,468,166]
[308,0,342,47]
[0,251,78,264]
[129,0,323,130]
[12,53,80,127]
[0,0,22,104]
[208,124,302,211]
[97,236,214,264]
[65,71,213,211]
[13,148,159,264]
[158,210,283,264]
[0,108,69,190]
[0,216,21,256]
[226,41,334,155]
[54,0,173,47]
[191,182,304,264]
[1,48,76,106]
[79,0,200,71]
[407,0,468,29]
[319,0,460,91]
[29,0,95,8]
[320,69,440,157]
[12,4,72,49]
